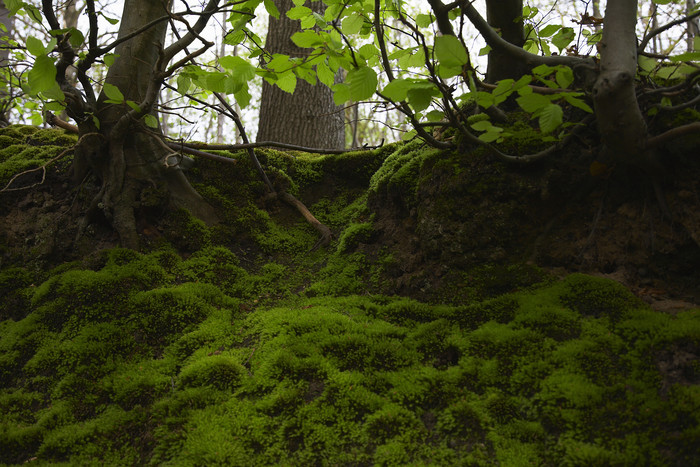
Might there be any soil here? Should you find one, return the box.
[1,129,699,314]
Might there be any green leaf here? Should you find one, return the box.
[552,27,575,52]
[104,53,117,67]
[177,75,191,95]
[42,82,65,102]
[287,5,312,20]
[291,30,323,48]
[67,27,85,48]
[126,100,141,112]
[143,114,158,129]
[402,129,417,141]
[539,24,561,37]
[555,66,574,88]
[407,87,434,112]
[562,93,593,113]
[332,83,350,105]
[492,79,515,106]
[359,43,378,60]
[276,71,297,94]
[235,87,252,109]
[426,110,444,122]
[317,61,336,88]
[264,0,280,19]
[434,35,469,68]
[26,36,45,56]
[669,51,700,62]
[524,39,539,54]
[219,56,256,82]
[341,14,364,35]
[416,14,434,28]
[516,93,550,113]
[27,54,56,93]
[102,83,125,102]
[25,4,42,23]
[538,103,563,133]
[470,120,493,132]
[381,79,411,102]
[99,12,119,25]
[478,45,491,56]
[4,0,22,15]
[347,66,377,101]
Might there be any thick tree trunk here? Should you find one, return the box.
[485,0,528,83]
[592,0,653,170]
[85,0,216,249]
[256,0,345,149]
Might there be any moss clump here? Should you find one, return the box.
[560,273,644,321]
[0,125,76,187]
[179,355,247,391]
[337,221,374,253]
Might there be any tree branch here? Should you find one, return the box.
[460,0,594,70]
[638,9,700,53]
[646,122,700,149]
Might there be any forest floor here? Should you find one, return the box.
[1,124,699,465]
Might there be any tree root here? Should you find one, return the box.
[279,191,333,250]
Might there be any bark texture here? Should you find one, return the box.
[85,0,216,248]
[485,0,528,83]
[256,0,345,149]
[592,0,652,169]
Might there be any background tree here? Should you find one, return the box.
[0,2,13,125]
[256,0,345,149]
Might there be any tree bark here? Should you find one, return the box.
[256,0,345,149]
[0,3,13,125]
[592,0,653,170]
[86,0,217,249]
[485,0,528,83]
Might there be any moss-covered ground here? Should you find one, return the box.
[1,126,699,465]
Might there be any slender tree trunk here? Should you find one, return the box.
[485,0,527,83]
[593,0,653,170]
[0,3,13,125]
[256,0,345,149]
[688,0,699,51]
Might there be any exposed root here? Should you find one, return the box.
[279,191,333,250]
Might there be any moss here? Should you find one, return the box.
[178,354,247,391]
[0,267,35,321]
[560,273,643,321]
[1,237,699,467]
[0,125,76,187]
[162,208,212,252]
[337,221,375,253]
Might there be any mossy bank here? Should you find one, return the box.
[1,125,699,465]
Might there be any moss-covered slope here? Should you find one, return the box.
[1,248,698,465]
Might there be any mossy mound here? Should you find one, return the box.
[1,252,698,465]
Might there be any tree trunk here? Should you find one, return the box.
[0,3,13,125]
[592,0,653,170]
[485,0,528,83]
[85,0,217,249]
[256,0,345,149]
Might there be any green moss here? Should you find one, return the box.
[1,234,699,467]
[0,125,76,187]
[179,355,247,391]
[337,221,374,253]
[560,273,644,321]
[162,209,212,252]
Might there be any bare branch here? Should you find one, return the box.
[638,9,700,54]
[647,122,700,149]
[460,0,594,70]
